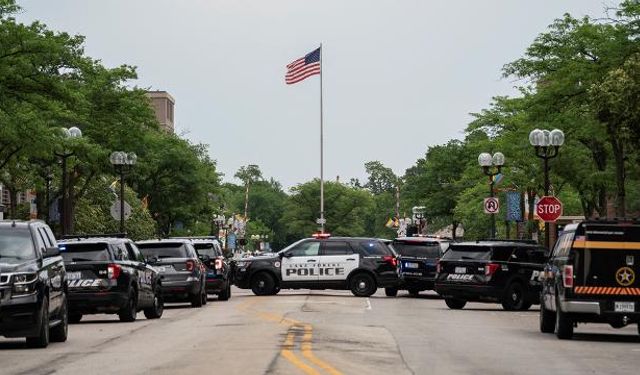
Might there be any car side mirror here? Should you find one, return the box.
[44,246,60,258]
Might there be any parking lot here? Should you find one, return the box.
[1,288,638,375]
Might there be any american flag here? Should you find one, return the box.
[285,47,321,84]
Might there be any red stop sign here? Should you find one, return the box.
[536,196,563,222]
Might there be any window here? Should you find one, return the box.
[287,241,320,257]
[392,241,441,258]
[510,248,529,263]
[126,242,145,263]
[138,243,189,259]
[60,243,111,262]
[491,247,513,262]
[353,241,389,256]
[552,232,575,258]
[113,244,129,261]
[322,241,352,256]
[442,246,491,261]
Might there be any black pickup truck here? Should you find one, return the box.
[0,220,68,348]
[58,237,163,323]
[540,220,640,339]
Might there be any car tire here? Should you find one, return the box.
[271,287,281,295]
[50,294,68,342]
[26,298,50,348]
[190,289,204,308]
[350,273,376,297]
[201,286,208,306]
[444,298,466,309]
[69,313,82,324]
[501,282,527,311]
[408,288,420,297]
[539,294,555,333]
[144,289,164,319]
[218,283,231,301]
[385,287,398,297]
[251,272,276,296]
[555,295,573,339]
[118,288,138,322]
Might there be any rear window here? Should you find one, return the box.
[442,246,491,261]
[352,241,391,256]
[193,243,219,257]
[392,241,442,258]
[59,243,112,262]
[137,243,189,259]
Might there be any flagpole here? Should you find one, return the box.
[319,43,325,233]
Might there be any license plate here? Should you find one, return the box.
[614,301,635,313]
[455,267,466,274]
[67,272,82,280]
[405,262,419,269]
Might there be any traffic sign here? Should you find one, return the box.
[316,218,326,225]
[110,200,132,221]
[536,196,563,222]
[484,197,499,214]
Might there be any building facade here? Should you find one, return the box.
[146,91,175,133]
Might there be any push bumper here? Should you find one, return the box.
[0,293,41,338]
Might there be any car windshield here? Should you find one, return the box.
[193,243,216,257]
[442,246,491,261]
[392,241,442,258]
[59,243,111,262]
[0,228,36,262]
[137,243,189,259]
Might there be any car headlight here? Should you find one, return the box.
[12,273,37,295]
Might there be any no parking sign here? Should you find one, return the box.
[484,197,499,214]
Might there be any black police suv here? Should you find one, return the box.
[233,235,399,297]
[385,236,451,297]
[136,239,207,307]
[540,220,640,339]
[188,238,232,301]
[58,237,164,323]
[435,240,547,310]
[0,220,68,348]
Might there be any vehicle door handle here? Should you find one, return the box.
[346,258,356,261]
[307,260,317,263]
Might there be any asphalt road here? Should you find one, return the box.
[1,288,639,375]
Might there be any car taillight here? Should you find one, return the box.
[186,260,195,272]
[484,263,500,276]
[107,264,122,280]
[215,259,223,270]
[436,260,441,273]
[562,265,574,288]
[382,255,397,267]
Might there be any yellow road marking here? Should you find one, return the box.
[301,324,343,375]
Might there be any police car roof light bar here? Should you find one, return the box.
[312,232,331,239]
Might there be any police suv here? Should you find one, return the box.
[435,240,547,310]
[540,220,640,339]
[233,235,399,297]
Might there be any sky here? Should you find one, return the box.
[17,0,610,190]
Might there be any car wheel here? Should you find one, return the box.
[26,298,49,348]
[271,286,281,295]
[251,272,276,296]
[201,286,208,305]
[218,282,231,301]
[539,294,555,333]
[190,289,204,308]
[444,298,466,309]
[69,313,83,324]
[501,282,527,311]
[118,288,138,322]
[385,287,398,297]
[50,294,68,342]
[408,288,420,297]
[350,273,376,297]
[144,288,164,319]
[555,295,573,339]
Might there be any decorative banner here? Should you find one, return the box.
[506,191,522,222]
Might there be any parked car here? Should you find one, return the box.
[0,220,67,348]
[233,235,399,297]
[435,240,547,310]
[385,236,451,296]
[58,236,163,323]
[540,220,640,339]
[184,238,232,301]
[136,239,207,307]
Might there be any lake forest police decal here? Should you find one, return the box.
[285,262,345,277]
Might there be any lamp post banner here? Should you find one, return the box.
[506,192,521,221]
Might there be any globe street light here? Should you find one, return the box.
[55,126,82,236]
[478,152,505,239]
[110,151,137,233]
[529,128,564,250]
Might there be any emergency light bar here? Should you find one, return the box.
[312,232,331,239]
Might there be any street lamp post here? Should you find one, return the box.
[529,128,565,250]
[478,152,505,239]
[110,151,137,234]
[55,126,82,236]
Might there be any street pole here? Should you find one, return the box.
[489,175,495,239]
[543,153,550,250]
[61,156,68,236]
[319,43,325,233]
[119,166,125,234]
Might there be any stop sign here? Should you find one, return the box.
[536,196,563,222]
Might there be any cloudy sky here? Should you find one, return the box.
[18,0,608,189]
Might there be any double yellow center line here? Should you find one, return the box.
[236,298,343,375]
